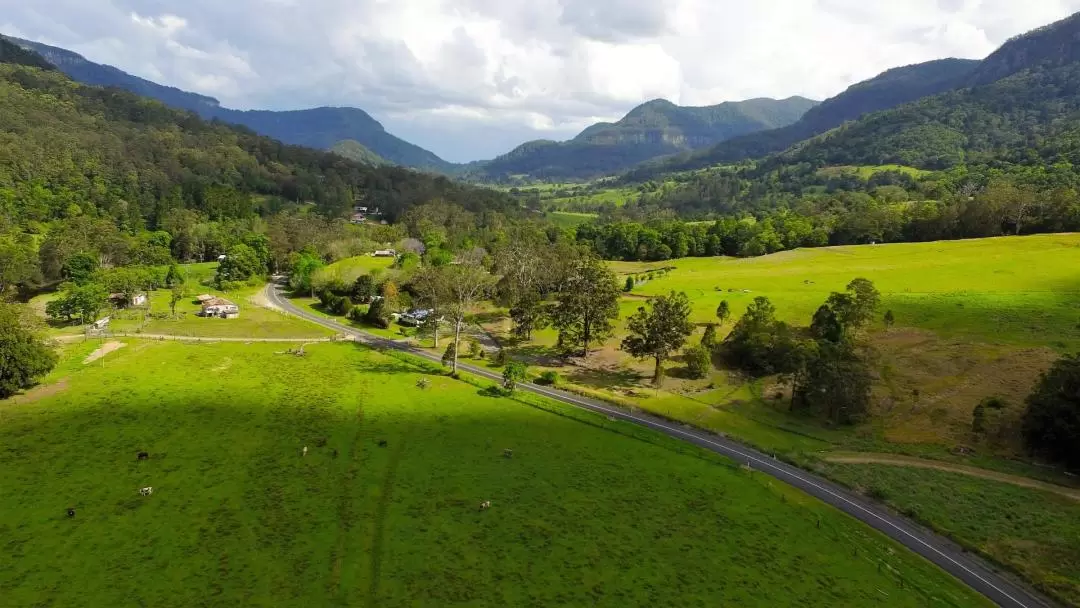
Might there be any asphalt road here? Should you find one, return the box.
[266,284,1055,608]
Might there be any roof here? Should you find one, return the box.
[196,294,215,302]
[201,297,236,308]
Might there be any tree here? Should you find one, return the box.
[502,360,528,393]
[810,304,844,343]
[684,345,712,379]
[443,262,495,374]
[169,285,185,318]
[509,292,550,341]
[552,257,620,360]
[216,243,264,284]
[722,297,801,376]
[791,340,873,425]
[164,263,185,288]
[351,274,377,304]
[441,342,457,367]
[701,324,719,350]
[365,297,391,329]
[289,250,325,297]
[0,237,39,297]
[1022,354,1080,469]
[883,310,895,331]
[381,280,401,312]
[621,292,695,386]
[816,278,881,338]
[716,300,731,327]
[46,282,109,325]
[845,278,881,328]
[972,403,987,434]
[61,252,98,285]
[624,276,635,292]
[0,304,58,399]
[410,267,449,348]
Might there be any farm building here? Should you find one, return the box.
[373,249,397,257]
[196,294,215,304]
[399,308,438,327]
[109,292,148,308]
[200,298,240,318]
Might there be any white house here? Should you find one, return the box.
[200,297,240,318]
[373,249,397,257]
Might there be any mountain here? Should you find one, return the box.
[473,96,818,181]
[0,43,513,231]
[776,11,1080,171]
[4,36,456,173]
[625,59,979,180]
[330,140,388,166]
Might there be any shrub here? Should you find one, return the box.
[366,298,391,328]
[624,276,634,292]
[492,348,509,367]
[537,371,559,386]
[441,343,457,367]
[468,341,484,359]
[684,345,712,379]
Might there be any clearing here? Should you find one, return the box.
[0,340,990,607]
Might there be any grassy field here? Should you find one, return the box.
[316,254,396,284]
[816,165,935,180]
[546,210,598,229]
[30,263,331,340]
[821,463,1080,604]
[0,340,992,607]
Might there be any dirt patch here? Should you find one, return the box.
[824,452,1080,501]
[84,341,126,364]
[8,378,69,405]
[248,287,282,313]
[869,328,1057,448]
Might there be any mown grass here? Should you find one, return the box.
[0,341,992,607]
[822,464,1080,605]
[31,264,331,340]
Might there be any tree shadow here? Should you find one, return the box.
[509,344,566,367]
[564,366,644,390]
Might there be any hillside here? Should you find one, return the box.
[4,36,456,172]
[781,13,1080,170]
[474,96,818,181]
[0,48,513,230]
[329,139,388,165]
[625,59,978,180]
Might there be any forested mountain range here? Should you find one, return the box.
[4,36,456,172]
[624,58,980,180]
[0,37,512,232]
[471,96,818,182]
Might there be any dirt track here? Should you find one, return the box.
[824,452,1080,502]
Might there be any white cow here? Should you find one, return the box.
[479,500,492,511]
[139,487,153,496]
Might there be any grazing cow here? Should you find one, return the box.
[139,487,153,496]
[503,448,513,458]
[302,446,308,457]
[377,440,388,448]
[479,500,491,511]
[137,451,149,460]
[66,508,76,518]
[331,449,339,459]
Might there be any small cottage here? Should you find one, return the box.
[200,297,240,318]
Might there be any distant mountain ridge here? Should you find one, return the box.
[4,36,456,172]
[625,58,980,179]
[473,96,819,181]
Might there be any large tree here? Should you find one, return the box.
[791,340,873,425]
[552,256,620,360]
[0,304,58,399]
[410,266,451,348]
[442,260,496,374]
[1022,354,1080,469]
[621,292,695,386]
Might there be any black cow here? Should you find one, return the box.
[67,508,76,518]
[137,452,149,460]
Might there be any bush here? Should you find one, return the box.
[537,371,559,386]
[492,348,509,367]
[366,298,391,328]
[684,345,712,379]
[441,343,457,367]
[348,306,366,323]
[468,341,484,359]
[624,276,634,292]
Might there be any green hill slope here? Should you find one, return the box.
[0,49,512,228]
[474,96,818,181]
[5,36,456,173]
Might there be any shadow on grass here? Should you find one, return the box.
[564,366,644,389]
[508,344,565,367]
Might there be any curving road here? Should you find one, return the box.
[265,284,1055,608]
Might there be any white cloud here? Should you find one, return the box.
[3,0,1080,161]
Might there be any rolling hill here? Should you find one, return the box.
[4,36,456,173]
[473,96,818,182]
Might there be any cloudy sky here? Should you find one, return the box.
[3,0,1080,162]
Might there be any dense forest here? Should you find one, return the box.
[0,40,518,297]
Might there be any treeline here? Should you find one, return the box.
[573,178,1080,261]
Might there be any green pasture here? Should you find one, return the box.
[546,211,598,229]
[822,464,1080,605]
[815,164,934,180]
[614,234,1080,349]
[318,254,396,283]
[31,263,329,340]
[0,341,991,607]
